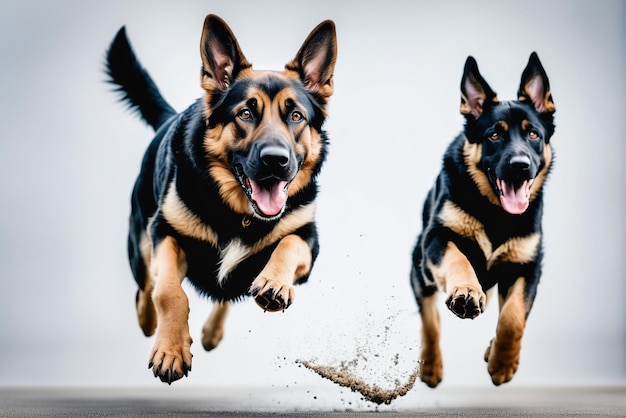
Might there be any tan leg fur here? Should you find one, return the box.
[148,236,193,384]
[136,284,157,337]
[136,232,157,336]
[250,234,312,312]
[202,301,230,351]
[419,294,443,388]
[429,241,487,319]
[484,277,527,385]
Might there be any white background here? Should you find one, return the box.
[0,0,624,396]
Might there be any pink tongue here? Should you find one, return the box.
[249,180,288,216]
[497,179,533,215]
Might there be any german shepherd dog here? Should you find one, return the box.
[410,53,555,387]
[105,15,337,384]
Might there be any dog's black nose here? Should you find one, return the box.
[510,155,530,171]
[260,145,290,168]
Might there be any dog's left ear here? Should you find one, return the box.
[518,52,555,113]
[285,20,337,103]
[200,14,252,92]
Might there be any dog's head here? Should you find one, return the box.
[197,15,337,221]
[461,53,555,215]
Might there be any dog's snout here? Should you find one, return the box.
[510,155,531,171]
[260,145,290,168]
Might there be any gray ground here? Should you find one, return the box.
[1,385,624,417]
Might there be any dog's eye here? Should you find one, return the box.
[237,109,253,121]
[528,130,539,140]
[290,111,305,123]
[489,132,500,141]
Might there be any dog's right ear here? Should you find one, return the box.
[200,14,252,92]
[460,56,498,118]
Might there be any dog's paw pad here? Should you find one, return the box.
[446,286,485,319]
[254,290,286,312]
[249,279,294,312]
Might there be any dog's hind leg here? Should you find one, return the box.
[419,294,443,388]
[136,232,157,336]
[484,276,527,385]
[136,286,157,337]
[411,248,443,388]
[201,301,230,351]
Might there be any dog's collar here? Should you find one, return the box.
[242,215,252,228]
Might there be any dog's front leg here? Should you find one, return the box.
[430,241,486,319]
[148,236,193,384]
[484,276,527,385]
[249,234,312,312]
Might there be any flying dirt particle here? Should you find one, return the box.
[295,359,420,405]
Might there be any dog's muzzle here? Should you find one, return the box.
[233,142,301,219]
[489,155,536,215]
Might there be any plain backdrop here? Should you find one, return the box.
[0,0,624,399]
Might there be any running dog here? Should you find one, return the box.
[410,53,555,387]
[105,14,337,384]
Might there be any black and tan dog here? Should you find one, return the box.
[105,15,337,384]
[410,53,555,387]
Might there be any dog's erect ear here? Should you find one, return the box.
[200,14,251,92]
[285,20,337,102]
[518,52,555,113]
[460,56,498,118]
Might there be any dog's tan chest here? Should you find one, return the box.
[437,200,541,270]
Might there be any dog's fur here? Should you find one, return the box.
[410,53,555,387]
[105,14,337,384]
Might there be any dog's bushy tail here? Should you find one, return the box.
[105,27,176,131]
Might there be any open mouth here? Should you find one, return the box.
[495,177,534,215]
[235,165,289,218]
[489,169,534,215]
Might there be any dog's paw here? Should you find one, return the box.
[445,285,486,319]
[487,354,519,386]
[485,338,520,386]
[201,322,224,352]
[419,347,443,388]
[249,277,294,312]
[149,332,193,385]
